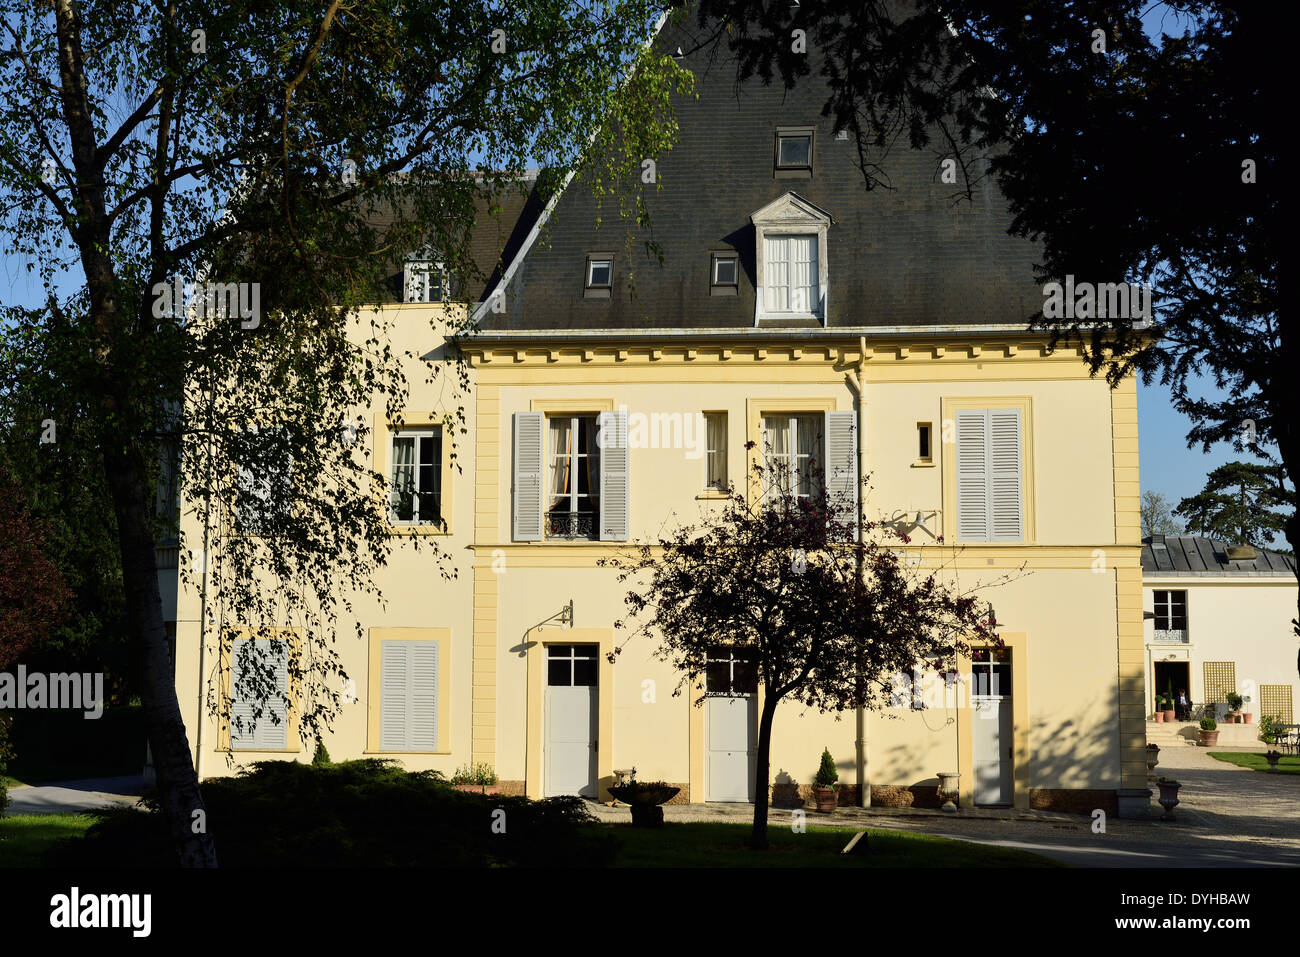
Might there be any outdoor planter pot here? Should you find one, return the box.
[1265,751,1282,773]
[1244,713,1254,723]
[608,782,680,827]
[1198,729,1219,747]
[1153,712,1165,723]
[813,787,838,813]
[1163,708,1176,722]
[1156,779,1181,821]
[1145,744,1160,772]
[936,771,961,812]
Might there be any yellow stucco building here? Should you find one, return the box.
[170,16,1154,818]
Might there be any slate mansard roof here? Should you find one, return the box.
[478,16,1044,334]
[1142,535,1298,577]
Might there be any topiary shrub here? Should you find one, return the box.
[312,740,331,766]
[1200,717,1217,731]
[814,747,839,789]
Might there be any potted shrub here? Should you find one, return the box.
[450,762,499,795]
[1226,692,1244,723]
[1259,714,1283,746]
[1198,716,1218,747]
[812,747,839,813]
[607,780,681,826]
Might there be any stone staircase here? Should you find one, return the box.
[1145,719,1267,750]
[1146,721,1197,747]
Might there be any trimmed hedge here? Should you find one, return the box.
[48,758,617,867]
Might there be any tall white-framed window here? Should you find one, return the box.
[546,415,601,539]
[389,429,443,525]
[761,413,824,501]
[404,259,445,303]
[762,234,818,315]
[704,411,728,490]
[749,193,832,324]
[1152,589,1188,643]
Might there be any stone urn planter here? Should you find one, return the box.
[1156,778,1181,820]
[1265,750,1282,773]
[1145,743,1160,772]
[607,782,681,827]
[936,771,961,812]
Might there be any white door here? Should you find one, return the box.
[707,696,756,802]
[971,649,1013,805]
[544,645,597,797]
[972,697,1012,804]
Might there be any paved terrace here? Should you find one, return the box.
[591,746,1300,868]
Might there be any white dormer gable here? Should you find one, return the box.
[750,192,832,325]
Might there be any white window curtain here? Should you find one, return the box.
[762,414,823,500]
[705,412,727,489]
[390,435,416,520]
[763,234,818,315]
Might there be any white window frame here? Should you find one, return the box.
[404,258,446,303]
[750,192,832,325]
[761,413,824,502]
[388,428,443,526]
[547,414,601,539]
[712,254,738,286]
[775,128,814,171]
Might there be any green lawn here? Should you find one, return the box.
[1208,751,1300,775]
[607,822,1065,868]
[1,775,25,789]
[0,814,95,867]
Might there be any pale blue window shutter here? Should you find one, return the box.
[956,410,990,542]
[598,409,629,541]
[380,640,439,752]
[231,639,288,750]
[956,409,1023,543]
[408,643,439,751]
[824,411,858,539]
[512,412,544,541]
[379,641,409,751]
[989,409,1023,541]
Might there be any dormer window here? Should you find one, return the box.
[404,257,445,303]
[711,252,738,296]
[749,192,832,325]
[775,128,813,172]
[584,253,613,299]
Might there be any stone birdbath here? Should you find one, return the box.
[607,781,681,827]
